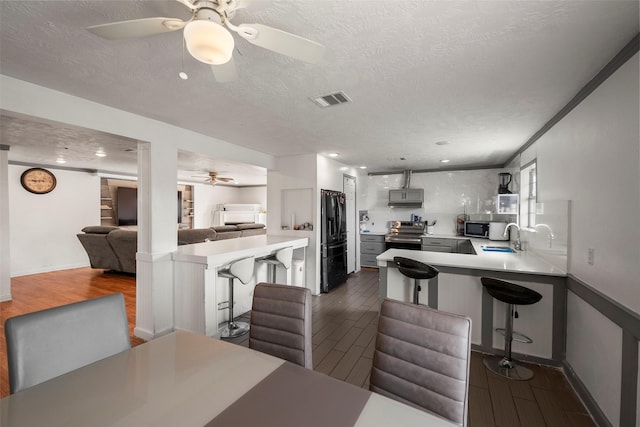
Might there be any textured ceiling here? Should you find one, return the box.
[1,0,638,182]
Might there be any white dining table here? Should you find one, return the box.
[0,331,457,427]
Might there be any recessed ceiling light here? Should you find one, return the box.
[328,153,339,158]
[359,166,367,169]
[179,71,189,80]
[440,159,451,163]
[55,157,66,164]
[95,150,106,157]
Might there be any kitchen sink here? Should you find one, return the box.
[481,246,515,253]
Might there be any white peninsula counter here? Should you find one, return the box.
[173,235,309,338]
[377,239,567,365]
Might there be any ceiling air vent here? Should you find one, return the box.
[310,91,351,108]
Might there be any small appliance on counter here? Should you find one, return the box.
[496,194,519,214]
[464,221,489,238]
[489,221,510,241]
[498,172,512,194]
[456,214,469,236]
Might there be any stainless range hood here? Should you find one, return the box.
[388,170,424,208]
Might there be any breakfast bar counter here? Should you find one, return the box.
[173,235,309,338]
[376,240,567,365]
[376,238,567,276]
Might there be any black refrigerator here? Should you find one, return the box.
[320,189,348,293]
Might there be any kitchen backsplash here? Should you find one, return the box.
[361,169,516,234]
[520,200,569,272]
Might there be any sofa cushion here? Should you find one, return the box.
[212,225,240,232]
[76,233,121,271]
[236,223,265,230]
[106,230,137,274]
[177,228,217,245]
[215,230,242,240]
[81,226,119,234]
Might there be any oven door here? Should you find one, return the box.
[385,235,422,250]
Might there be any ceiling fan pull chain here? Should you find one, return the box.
[179,38,189,80]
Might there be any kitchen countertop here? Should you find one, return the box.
[172,235,309,267]
[376,238,567,277]
[360,231,388,236]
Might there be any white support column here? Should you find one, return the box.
[0,145,11,301]
[134,140,178,340]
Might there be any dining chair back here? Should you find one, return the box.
[370,298,472,426]
[5,293,131,394]
[249,282,312,369]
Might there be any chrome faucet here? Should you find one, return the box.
[535,223,555,248]
[504,223,522,250]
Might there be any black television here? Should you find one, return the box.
[117,187,137,226]
[117,187,183,226]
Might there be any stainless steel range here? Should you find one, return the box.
[385,221,425,250]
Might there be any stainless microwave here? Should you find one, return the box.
[464,221,489,238]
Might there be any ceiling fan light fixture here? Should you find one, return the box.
[184,20,234,65]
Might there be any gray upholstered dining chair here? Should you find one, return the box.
[5,293,131,394]
[249,282,312,369]
[370,298,472,427]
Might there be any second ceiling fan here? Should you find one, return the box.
[204,171,234,185]
[87,0,325,82]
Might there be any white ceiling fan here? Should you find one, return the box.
[86,0,325,82]
[194,171,235,185]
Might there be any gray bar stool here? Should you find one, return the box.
[481,277,542,380]
[256,246,293,284]
[393,256,439,305]
[218,256,255,339]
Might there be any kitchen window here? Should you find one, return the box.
[520,161,537,228]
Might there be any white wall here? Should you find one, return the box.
[235,186,267,207]
[9,165,99,276]
[566,290,623,426]
[268,154,318,293]
[362,168,514,234]
[534,53,640,312]
[529,53,639,426]
[267,154,363,295]
[191,184,266,228]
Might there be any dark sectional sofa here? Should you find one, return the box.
[77,223,266,274]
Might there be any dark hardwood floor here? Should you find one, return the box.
[1,267,596,426]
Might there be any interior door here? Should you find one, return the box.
[343,175,356,273]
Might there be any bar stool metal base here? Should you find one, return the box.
[220,320,250,339]
[483,355,534,381]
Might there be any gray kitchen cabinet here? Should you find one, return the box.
[421,237,477,255]
[388,189,424,203]
[360,234,386,267]
[421,237,457,253]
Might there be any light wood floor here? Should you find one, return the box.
[1,267,596,426]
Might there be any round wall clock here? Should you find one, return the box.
[20,168,57,194]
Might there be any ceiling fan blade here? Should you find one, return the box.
[211,58,237,83]
[237,23,325,64]
[233,0,252,10]
[87,17,186,40]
